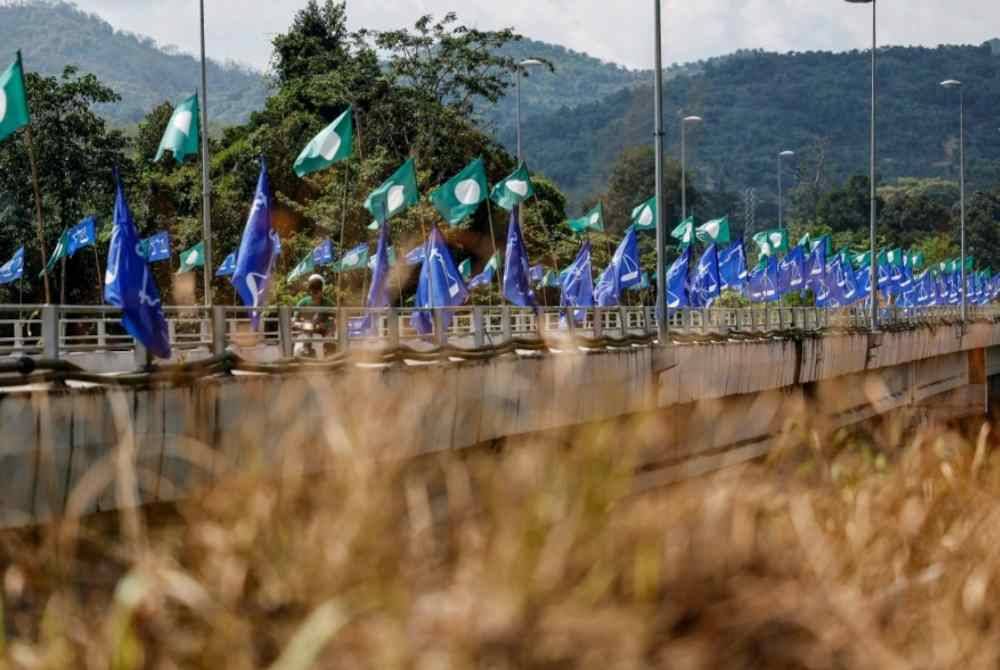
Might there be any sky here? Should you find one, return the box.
[70,0,997,72]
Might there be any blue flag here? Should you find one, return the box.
[0,246,24,285]
[595,226,641,307]
[232,159,278,327]
[66,217,97,257]
[502,208,537,307]
[718,243,748,292]
[412,225,469,335]
[216,251,237,277]
[404,245,425,266]
[778,245,806,296]
[748,257,779,303]
[361,222,393,335]
[529,264,545,283]
[313,239,335,266]
[690,244,722,308]
[560,240,594,324]
[104,175,171,359]
[666,245,692,309]
[142,231,172,262]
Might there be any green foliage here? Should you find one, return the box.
[1,2,268,125]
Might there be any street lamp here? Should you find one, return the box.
[515,59,545,164]
[653,0,668,343]
[680,115,703,221]
[844,0,878,331]
[941,79,967,322]
[777,150,795,232]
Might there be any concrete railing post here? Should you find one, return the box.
[387,308,400,349]
[278,305,293,359]
[211,306,226,357]
[593,307,603,339]
[501,306,513,344]
[200,315,210,348]
[97,318,107,349]
[619,307,628,337]
[434,309,448,348]
[167,319,177,350]
[134,340,150,369]
[337,308,349,353]
[472,306,485,348]
[14,320,24,350]
[41,305,59,360]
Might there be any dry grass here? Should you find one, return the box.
[3,401,1000,669]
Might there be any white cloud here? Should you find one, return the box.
[71,0,998,72]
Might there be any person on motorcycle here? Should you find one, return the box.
[294,274,334,336]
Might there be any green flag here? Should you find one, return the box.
[631,197,657,231]
[288,253,316,283]
[155,94,200,163]
[909,250,925,270]
[40,229,69,277]
[176,242,205,274]
[364,159,419,224]
[671,217,695,245]
[568,203,605,233]
[335,246,369,272]
[541,269,561,288]
[490,162,534,211]
[797,233,811,249]
[431,158,489,225]
[752,229,788,257]
[0,52,31,144]
[458,258,472,280]
[696,216,730,245]
[293,106,353,177]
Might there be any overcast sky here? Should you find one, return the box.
[70,0,997,71]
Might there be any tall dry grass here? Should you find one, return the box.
[2,399,1000,669]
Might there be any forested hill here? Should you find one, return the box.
[519,43,1000,209]
[0,0,269,124]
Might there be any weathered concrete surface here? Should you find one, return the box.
[3,324,1000,527]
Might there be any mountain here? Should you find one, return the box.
[517,43,1000,210]
[0,0,268,124]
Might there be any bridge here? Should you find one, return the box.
[2,303,999,527]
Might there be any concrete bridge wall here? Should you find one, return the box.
[2,322,1000,527]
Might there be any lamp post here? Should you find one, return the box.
[941,79,966,322]
[777,150,795,232]
[844,0,878,331]
[653,0,668,343]
[198,0,213,307]
[680,115,703,221]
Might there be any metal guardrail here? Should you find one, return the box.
[0,303,993,370]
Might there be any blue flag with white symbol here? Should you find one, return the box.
[595,225,641,307]
[748,256,779,303]
[142,231,171,262]
[104,175,171,359]
[560,240,594,324]
[529,264,545,283]
[66,217,97,257]
[313,239,335,266]
[778,245,806,296]
[361,222,393,335]
[666,245,692,309]
[719,243,748,293]
[502,208,537,307]
[404,245,425,266]
[216,251,237,277]
[690,244,721,307]
[232,159,277,328]
[412,225,469,335]
[0,246,24,285]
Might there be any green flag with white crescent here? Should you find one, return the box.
[364,159,419,224]
[490,162,534,211]
[671,217,695,245]
[335,245,369,272]
[752,229,788,257]
[40,230,69,277]
[431,158,489,225]
[568,203,604,233]
[458,258,472,280]
[696,216,730,245]
[155,94,200,163]
[293,106,353,177]
[631,197,657,231]
[176,242,205,274]
[0,52,31,144]
[288,253,316,283]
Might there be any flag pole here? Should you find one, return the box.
[335,162,352,311]
[198,0,214,308]
[24,122,51,304]
[60,255,66,304]
[485,200,503,303]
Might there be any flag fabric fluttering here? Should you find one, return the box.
[748,256,779,303]
[467,254,500,289]
[529,264,545,284]
[777,244,806,294]
[430,158,490,225]
[313,239,335,266]
[541,269,562,288]
[288,253,316,284]
[42,217,97,276]
[0,246,24,285]
[176,241,205,274]
[293,107,353,177]
[367,246,396,269]
[560,240,594,325]
[232,159,278,328]
[141,231,172,263]
[690,244,722,307]
[216,251,237,277]
[0,52,30,144]
[696,217,731,246]
[490,162,534,211]
[631,197,658,232]
[334,243,369,272]
[364,159,419,224]
[360,221,393,335]
[670,217,695,246]
[502,208,537,307]
[567,203,604,233]
[753,229,788,257]
[458,258,473,281]
[412,225,469,335]
[404,245,425,266]
[154,94,200,163]
[104,174,171,359]
[718,243,748,292]
[594,225,641,307]
[666,245,692,309]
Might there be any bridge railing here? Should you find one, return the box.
[1,303,997,372]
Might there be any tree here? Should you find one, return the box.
[963,188,1000,271]
[816,175,883,234]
